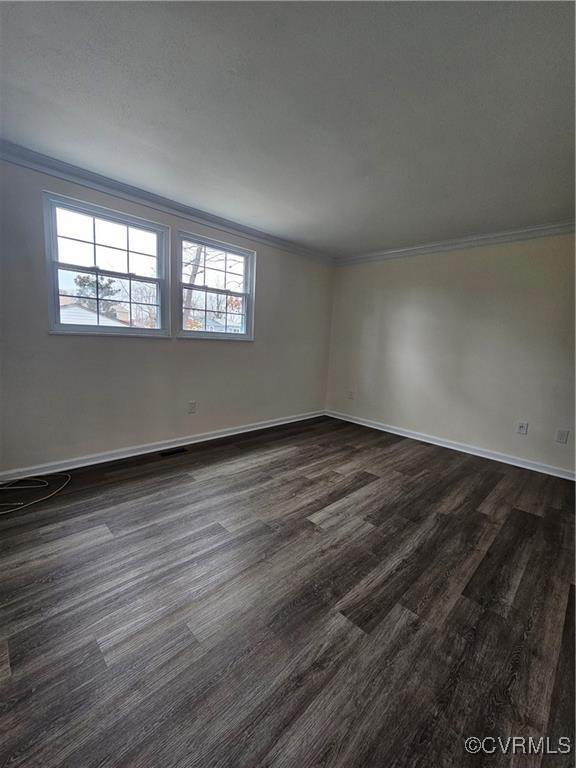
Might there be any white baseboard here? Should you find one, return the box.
[326,410,575,481]
[0,411,324,482]
[2,408,573,482]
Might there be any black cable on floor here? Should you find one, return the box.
[0,473,72,515]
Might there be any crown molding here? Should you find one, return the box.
[338,220,575,266]
[2,140,572,268]
[0,139,333,264]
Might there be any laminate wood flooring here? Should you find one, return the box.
[0,417,573,767]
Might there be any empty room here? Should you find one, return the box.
[0,2,574,766]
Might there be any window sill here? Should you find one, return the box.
[176,331,255,342]
[49,327,171,338]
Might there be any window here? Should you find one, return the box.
[43,195,257,340]
[178,232,255,340]
[44,194,169,335]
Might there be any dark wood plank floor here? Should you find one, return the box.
[0,417,574,767]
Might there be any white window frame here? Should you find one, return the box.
[43,193,170,337]
[176,231,256,341]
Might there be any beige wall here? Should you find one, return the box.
[327,235,575,473]
[1,160,574,477]
[0,162,333,472]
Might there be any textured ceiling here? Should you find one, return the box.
[0,2,573,258]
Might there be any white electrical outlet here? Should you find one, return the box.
[188,400,197,414]
[555,429,570,444]
[516,421,529,435]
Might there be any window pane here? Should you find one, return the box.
[206,291,226,313]
[204,248,226,271]
[182,243,204,282]
[98,300,130,326]
[59,296,97,325]
[57,237,94,267]
[95,218,127,249]
[129,227,157,256]
[130,279,158,305]
[179,238,251,336]
[51,198,167,334]
[96,245,128,273]
[58,268,97,298]
[226,313,246,333]
[99,275,130,302]
[204,268,225,290]
[206,311,226,332]
[184,266,205,287]
[226,295,245,315]
[183,309,205,331]
[56,208,93,242]
[225,272,244,292]
[183,287,205,311]
[129,252,157,278]
[226,253,245,275]
[131,304,159,329]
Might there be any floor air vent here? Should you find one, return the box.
[158,447,188,457]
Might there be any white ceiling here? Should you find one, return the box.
[1,2,573,258]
